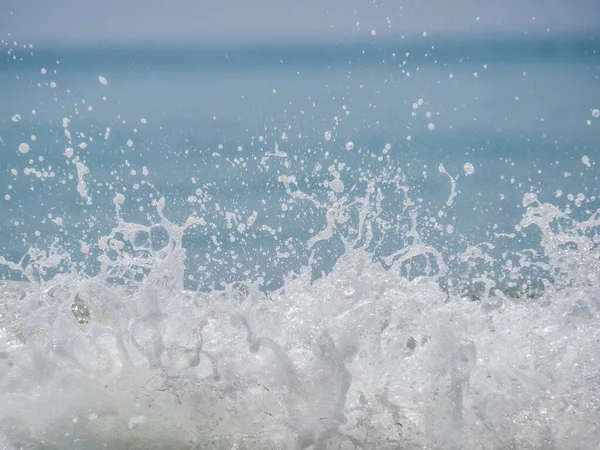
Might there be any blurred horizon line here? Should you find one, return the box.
[2,32,598,73]
[3,29,599,51]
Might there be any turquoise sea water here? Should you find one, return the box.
[2,37,599,288]
[0,35,600,448]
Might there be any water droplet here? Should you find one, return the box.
[113,193,125,206]
[582,155,591,168]
[522,192,538,207]
[330,178,344,193]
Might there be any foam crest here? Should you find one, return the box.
[1,196,599,447]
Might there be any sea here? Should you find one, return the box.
[0,35,599,449]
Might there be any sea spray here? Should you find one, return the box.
[0,38,599,450]
[1,189,599,448]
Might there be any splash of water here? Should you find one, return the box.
[1,41,599,450]
[1,185,599,448]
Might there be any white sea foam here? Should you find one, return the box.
[1,186,599,448]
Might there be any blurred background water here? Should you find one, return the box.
[1,36,599,289]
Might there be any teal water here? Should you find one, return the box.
[1,36,599,288]
[0,36,600,448]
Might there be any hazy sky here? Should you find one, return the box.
[1,0,598,45]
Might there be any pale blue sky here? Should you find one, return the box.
[1,0,598,45]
